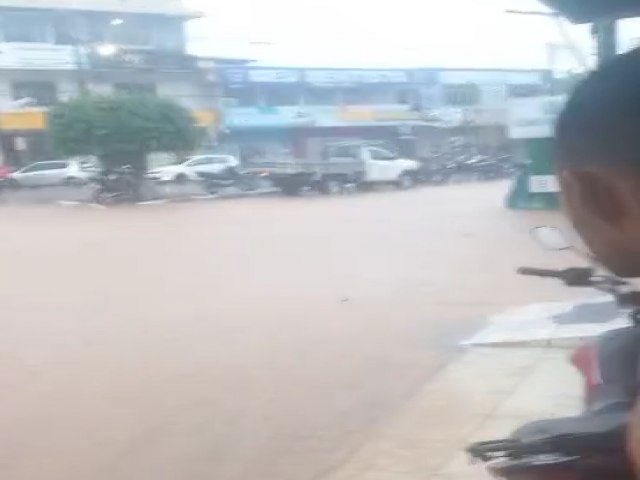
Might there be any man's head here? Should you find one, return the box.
[556,48,640,276]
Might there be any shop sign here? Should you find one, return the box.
[224,105,428,128]
[0,43,76,70]
[373,110,420,121]
[220,67,409,85]
[89,49,196,71]
[192,110,218,128]
[528,175,560,193]
[247,69,300,83]
[338,107,420,122]
[222,68,301,83]
[224,106,315,128]
[438,69,547,85]
[305,69,409,85]
[0,109,47,130]
[338,108,375,122]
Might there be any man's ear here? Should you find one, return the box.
[559,168,627,228]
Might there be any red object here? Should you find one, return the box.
[0,165,10,179]
[570,341,600,406]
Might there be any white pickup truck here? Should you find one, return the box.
[246,144,421,195]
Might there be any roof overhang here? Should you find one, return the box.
[0,1,201,19]
[541,0,640,23]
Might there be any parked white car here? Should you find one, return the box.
[9,159,99,188]
[147,155,240,183]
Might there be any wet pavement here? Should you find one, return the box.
[327,346,581,480]
[0,182,578,480]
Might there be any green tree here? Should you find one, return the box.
[49,95,198,171]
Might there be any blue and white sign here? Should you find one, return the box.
[223,105,428,129]
[304,69,409,85]
[224,106,315,128]
[220,67,411,85]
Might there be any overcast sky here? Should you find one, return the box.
[184,0,640,70]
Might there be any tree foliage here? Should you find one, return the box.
[49,95,198,170]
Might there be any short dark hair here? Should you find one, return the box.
[556,48,640,169]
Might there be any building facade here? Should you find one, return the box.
[0,0,217,166]
[216,66,551,162]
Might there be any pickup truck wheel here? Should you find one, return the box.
[174,173,188,184]
[397,172,415,189]
[319,178,342,195]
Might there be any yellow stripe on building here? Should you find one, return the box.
[192,109,218,128]
[0,108,218,131]
[0,110,47,130]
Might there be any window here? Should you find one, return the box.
[186,157,214,167]
[369,148,397,161]
[397,89,414,105]
[226,87,258,107]
[46,161,68,170]
[325,145,359,159]
[303,88,339,105]
[86,14,152,47]
[114,83,157,96]
[2,13,50,43]
[262,85,301,106]
[20,163,40,173]
[152,17,184,52]
[207,156,233,165]
[342,87,366,105]
[12,82,58,107]
[113,17,153,47]
[22,161,66,173]
[341,86,400,105]
[52,15,76,45]
[442,83,481,106]
[507,83,546,98]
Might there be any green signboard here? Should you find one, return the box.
[505,96,566,210]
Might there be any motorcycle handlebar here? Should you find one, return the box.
[518,266,623,289]
[517,267,563,278]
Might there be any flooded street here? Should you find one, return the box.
[0,183,573,480]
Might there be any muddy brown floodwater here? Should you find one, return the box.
[0,183,578,480]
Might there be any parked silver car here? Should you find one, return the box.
[9,159,99,188]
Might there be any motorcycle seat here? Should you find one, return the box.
[512,412,627,452]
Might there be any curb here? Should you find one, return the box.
[463,337,586,349]
[55,188,279,208]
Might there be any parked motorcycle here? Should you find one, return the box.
[467,226,640,480]
[197,167,259,195]
[420,153,518,185]
[91,166,140,205]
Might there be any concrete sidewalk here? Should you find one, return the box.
[324,346,582,480]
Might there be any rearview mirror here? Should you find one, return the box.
[531,226,572,251]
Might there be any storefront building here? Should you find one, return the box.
[0,0,218,167]
[217,66,551,161]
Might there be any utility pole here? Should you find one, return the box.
[505,9,589,71]
[72,39,89,95]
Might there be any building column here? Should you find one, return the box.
[593,20,617,65]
